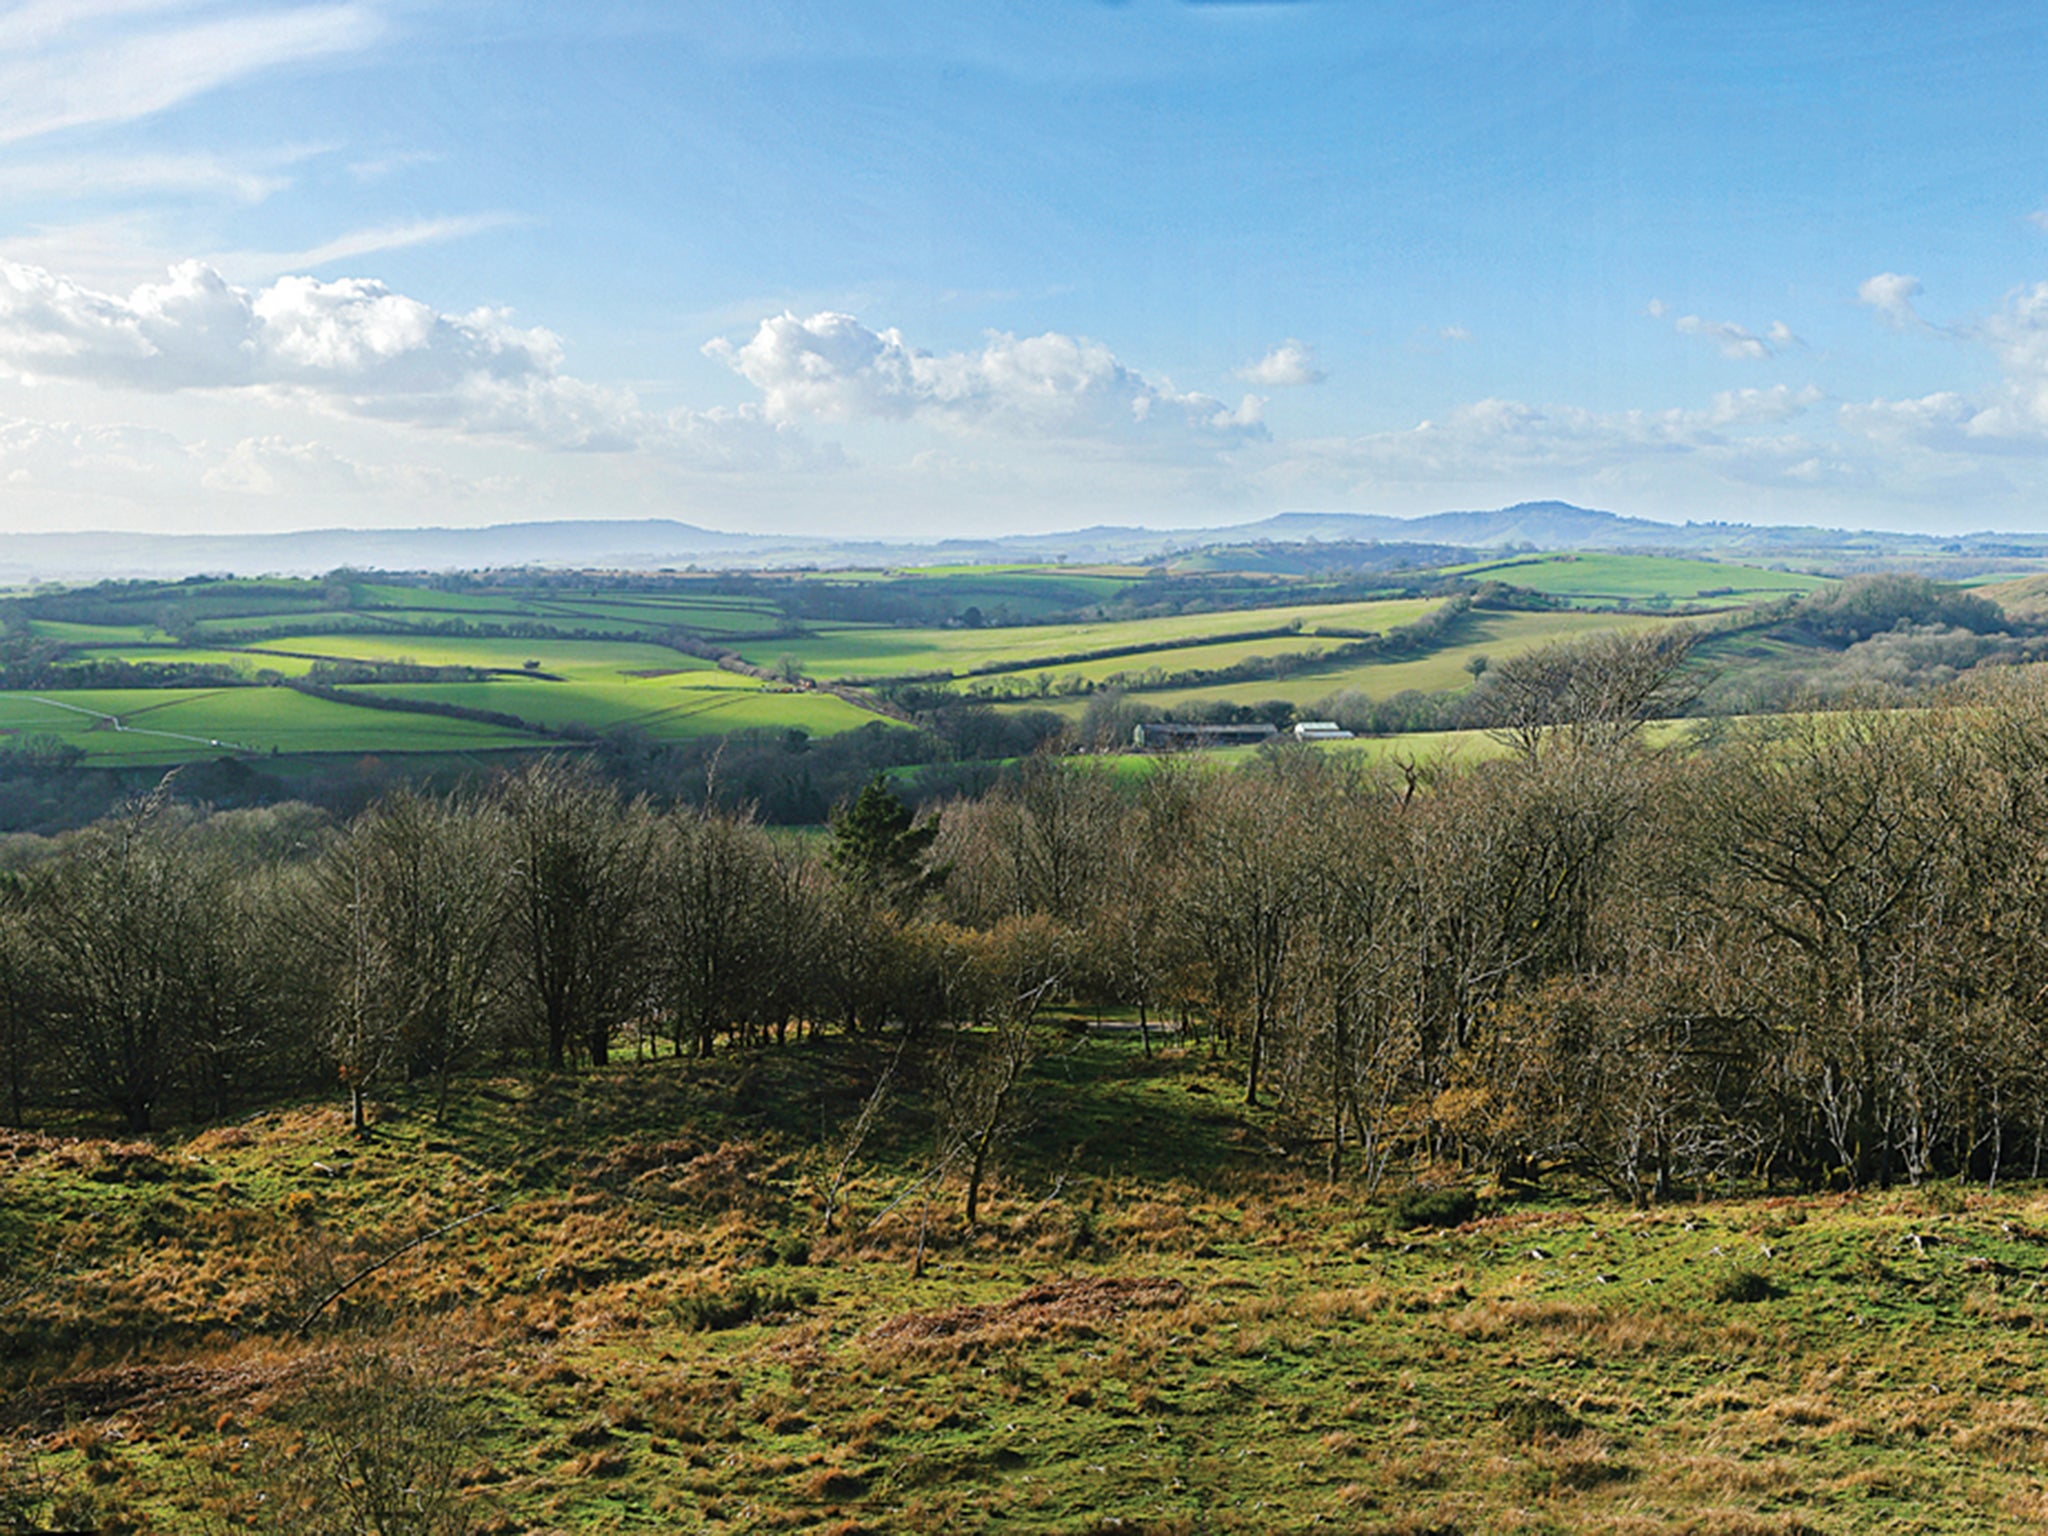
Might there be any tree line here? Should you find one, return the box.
[9,644,2048,1202]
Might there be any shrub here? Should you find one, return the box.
[1391,1187,1477,1231]
[1708,1267,1779,1304]
[673,1279,817,1333]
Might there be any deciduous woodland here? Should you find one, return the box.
[8,645,2048,1201]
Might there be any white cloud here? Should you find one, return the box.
[1667,312,1785,361]
[1675,315,1769,360]
[0,3,384,147]
[707,310,1268,443]
[1237,339,1325,386]
[1858,272,1927,330]
[1440,325,1471,343]
[0,259,831,470]
[201,433,369,494]
[0,214,187,289]
[1838,391,1980,448]
[1846,282,2048,447]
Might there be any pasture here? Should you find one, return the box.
[723,597,1446,683]
[1444,552,1828,605]
[0,687,537,761]
[0,555,1829,773]
[1025,609,1675,717]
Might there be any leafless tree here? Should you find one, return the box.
[1483,626,1701,765]
[496,758,655,1069]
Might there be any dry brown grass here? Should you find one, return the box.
[1445,1297,1689,1356]
[865,1275,1189,1358]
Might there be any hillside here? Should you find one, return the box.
[7,1040,2048,1533]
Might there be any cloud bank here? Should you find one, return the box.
[706,311,1267,443]
[0,259,824,470]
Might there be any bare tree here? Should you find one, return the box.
[496,758,655,1069]
[1176,763,1309,1107]
[1482,626,1700,765]
[938,912,1067,1225]
[652,803,785,1057]
[23,786,248,1131]
[301,790,507,1132]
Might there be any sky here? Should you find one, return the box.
[2,0,2048,539]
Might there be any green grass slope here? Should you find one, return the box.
[6,1039,2048,1533]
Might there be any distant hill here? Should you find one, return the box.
[7,502,2048,581]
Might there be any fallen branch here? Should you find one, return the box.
[293,1202,505,1337]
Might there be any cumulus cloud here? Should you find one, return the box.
[1237,339,1325,386]
[1838,391,1980,448]
[0,259,831,470]
[1859,272,1927,329]
[706,311,1267,443]
[201,433,370,494]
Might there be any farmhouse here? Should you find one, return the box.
[1132,721,1279,750]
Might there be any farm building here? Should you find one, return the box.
[1293,721,1354,741]
[1133,722,1279,750]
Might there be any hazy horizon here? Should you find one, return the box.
[2,5,2046,541]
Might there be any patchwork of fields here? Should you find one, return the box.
[0,553,1827,768]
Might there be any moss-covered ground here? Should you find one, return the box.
[5,1035,2047,1533]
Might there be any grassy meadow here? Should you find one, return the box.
[7,1035,2048,1534]
[1443,553,1828,607]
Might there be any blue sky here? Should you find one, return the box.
[2,0,2047,538]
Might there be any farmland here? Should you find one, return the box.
[1442,551,1829,606]
[0,553,1833,791]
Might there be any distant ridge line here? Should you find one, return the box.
[3,503,2044,581]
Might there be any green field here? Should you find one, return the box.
[1447,552,1829,605]
[0,556,1854,773]
[70,645,320,677]
[0,687,538,761]
[241,633,714,677]
[1021,610,1673,715]
[357,676,876,740]
[725,597,1445,683]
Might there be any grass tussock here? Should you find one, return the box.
[866,1275,1188,1359]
